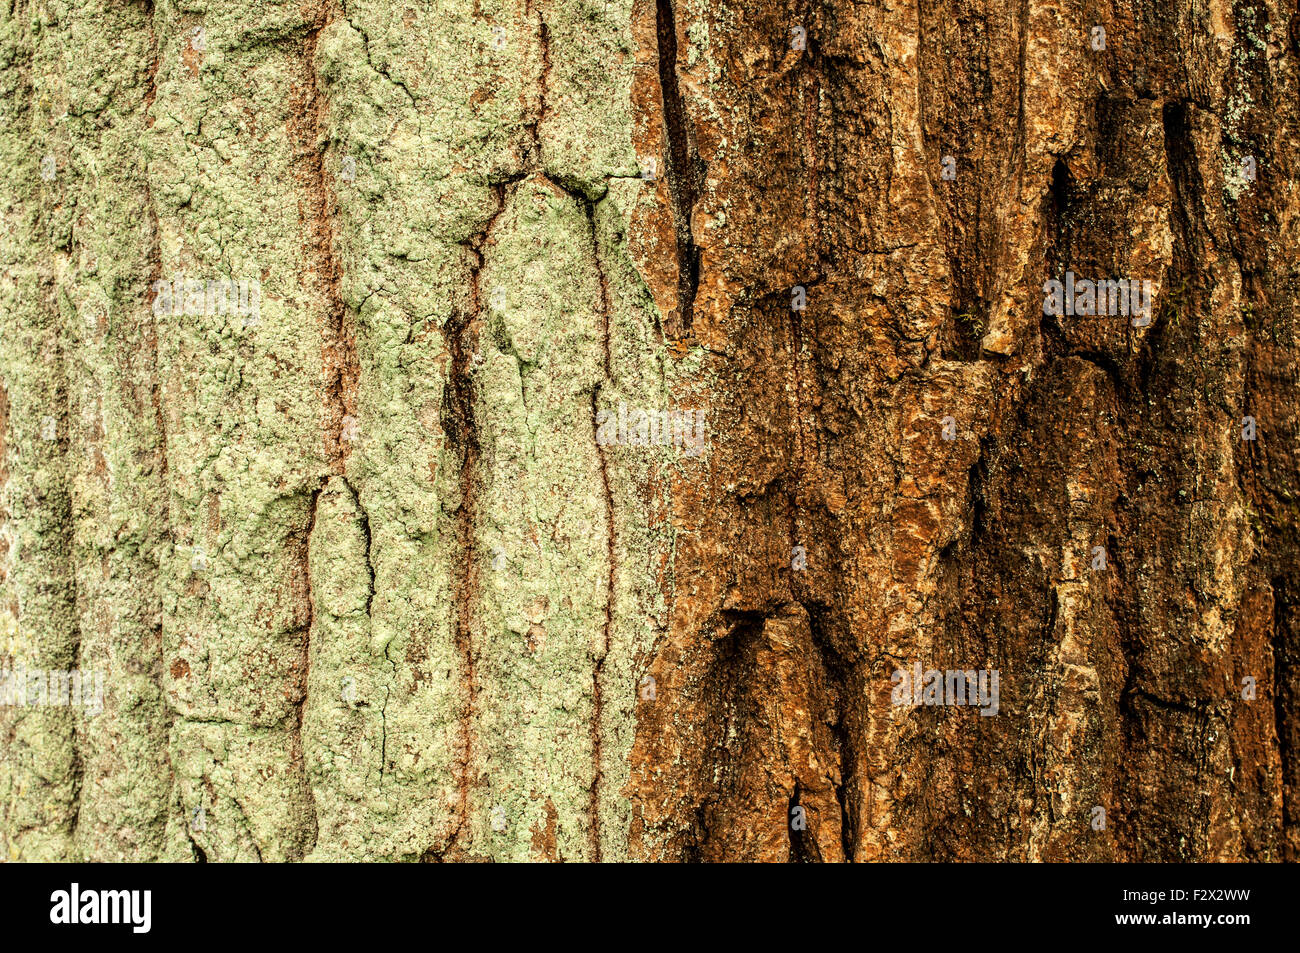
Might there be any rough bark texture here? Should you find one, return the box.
[0,0,1296,862]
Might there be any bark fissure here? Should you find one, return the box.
[583,191,616,860]
[589,388,614,861]
[443,186,508,850]
[655,0,702,337]
[291,0,353,849]
[141,5,177,849]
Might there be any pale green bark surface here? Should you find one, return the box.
[2,0,676,862]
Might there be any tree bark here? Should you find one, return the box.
[0,0,1296,862]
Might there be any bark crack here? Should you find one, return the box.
[589,385,615,862]
[342,5,418,107]
[443,187,510,851]
[655,0,702,338]
[290,0,354,853]
[578,191,616,859]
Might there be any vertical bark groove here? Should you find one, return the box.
[655,0,702,338]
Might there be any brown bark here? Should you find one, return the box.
[627,0,1299,861]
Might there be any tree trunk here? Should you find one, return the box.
[1,0,1296,862]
